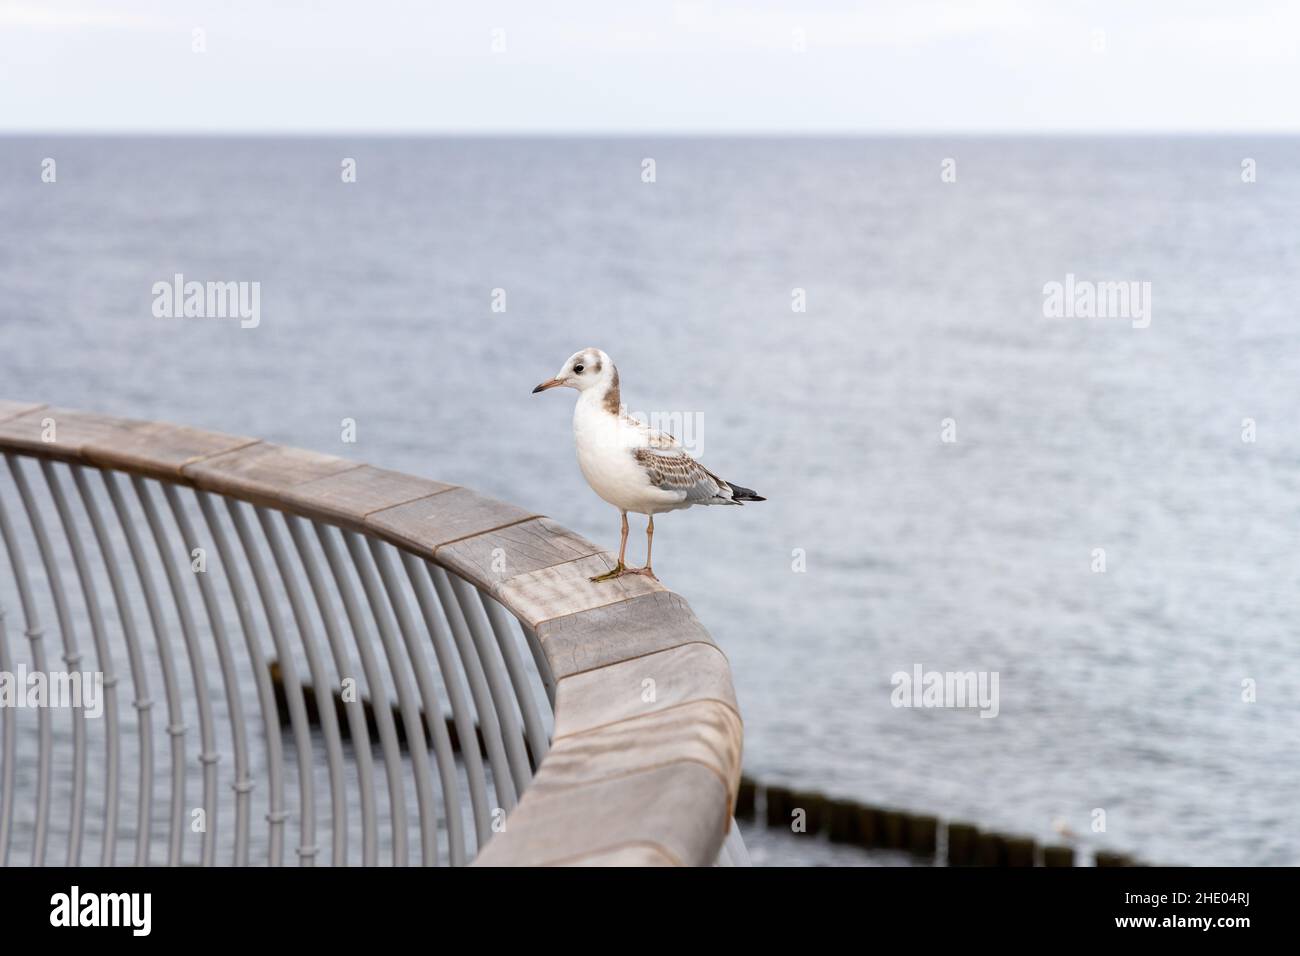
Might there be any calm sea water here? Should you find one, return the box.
[2,136,1299,866]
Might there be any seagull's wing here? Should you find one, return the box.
[632,446,739,505]
[621,413,683,450]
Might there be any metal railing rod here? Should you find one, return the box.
[0,481,53,866]
[287,517,379,867]
[343,532,437,866]
[367,539,466,866]
[400,550,493,851]
[71,464,154,867]
[447,573,531,799]
[518,621,555,709]
[0,607,14,864]
[164,483,252,866]
[133,475,218,866]
[41,461,121,866]
[255,506,347,866]
[198,490,288,867]
[426,563,517,813]
[226,499,314,866]
[104,470,186,866]
[7,453,88,865]
[481,594,549,769]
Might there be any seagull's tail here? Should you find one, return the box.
[727,482,766,503]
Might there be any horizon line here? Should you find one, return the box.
[3,129,1299,138]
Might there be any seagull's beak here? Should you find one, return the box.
[532,378,564,394]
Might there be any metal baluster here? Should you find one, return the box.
[163,484,251,866]
[426,563,518,812]
[7,453,88,865]
[0,606,15,863]
[72,465,154,867]
[286,516,379,867]
[226,499,314,866]
[400,550,493,853]
[368,539,465,866]
[447,571,530,801]
[198,491,286,866]
[519,621,555,709]
[104,471,187,866]
[343,532,437,866]
[0,479,52,866]
[480,593,550,769]
[256,507,346,866]
[134,476,219,866]
[41,460,122,866]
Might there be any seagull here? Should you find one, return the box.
[533,348,765,582]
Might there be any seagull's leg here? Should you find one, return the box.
[628,514,658,579]
[590,511,630,582]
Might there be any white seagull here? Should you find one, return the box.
[533,348,765,581]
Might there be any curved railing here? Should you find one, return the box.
[0,401,745,866]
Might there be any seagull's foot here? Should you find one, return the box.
[589,562,628,583]
[625,566,659,581]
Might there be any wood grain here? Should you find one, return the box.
[0,401,45,424]
[280,464,455,531]
[472,761,730,867]
[83,422,258,481]
[0,406,147,463]
[434,517,603,594]
[365,486,535,558]
[525,699,742,798]
[496,552,665,629]
[0,406,256,479]
[555,843,677,866]
[534,589,716,680]
[181,441,361,508]
[551,641,738,740]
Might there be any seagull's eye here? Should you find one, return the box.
[573,364,584,373]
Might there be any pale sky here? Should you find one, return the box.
[2,0,1298,133]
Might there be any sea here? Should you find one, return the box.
[2,136,1298,866]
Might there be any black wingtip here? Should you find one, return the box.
[728,483,766,502]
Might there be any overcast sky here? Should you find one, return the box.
[2,0,1297,133]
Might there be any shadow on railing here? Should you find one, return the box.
[0,401,744,866]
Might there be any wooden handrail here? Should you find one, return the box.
[0,401,743,865]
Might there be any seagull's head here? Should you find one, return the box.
[532,348,616,395]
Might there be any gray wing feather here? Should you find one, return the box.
[632,448,734,503]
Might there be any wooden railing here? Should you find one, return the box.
[0,401,744,866]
